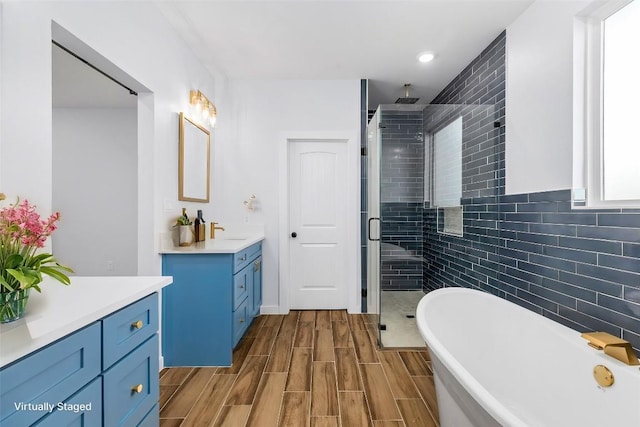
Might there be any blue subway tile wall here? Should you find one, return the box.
[428,30,506,200]
[381,202,424,290]
[420,30,640,353]
[379,108,424,291]
[423,31,505,292]
[380,109,424,203]
[425,190,640,352]
[495,190,640,352]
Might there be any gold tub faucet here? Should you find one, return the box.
[581,331,640,365]
[210,222,225,239]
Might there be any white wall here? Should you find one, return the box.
[222,79,361,312]
[0,3,3,185]
[0,2,362,315]
[505,1,591,195]
[0,1,223,274]
[52,108,137,276]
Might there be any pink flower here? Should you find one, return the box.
[0,199,61,250]
[0,197,72,292]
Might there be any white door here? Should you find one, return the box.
[289,140,348,309]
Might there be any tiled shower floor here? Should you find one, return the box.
[380,290,427,348]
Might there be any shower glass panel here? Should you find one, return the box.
[367,103,498,348]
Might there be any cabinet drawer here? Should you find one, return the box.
[103,334,159,427]
[102,293,158,369]
[233,265,249,310]
[0,323,101,427]
[233,242,262,273]
[232,299,249,347]
[35,376,102,426]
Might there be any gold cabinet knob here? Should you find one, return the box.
[132,384,144,394]
[239,318,245,323]
[131,320,143,329]
[254,261,261,271]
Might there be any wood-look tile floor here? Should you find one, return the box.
[159,311,439,427]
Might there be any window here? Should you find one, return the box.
[575,0,640,207]
[433,117,463,235]
[602,0,640,201]
[433,117,462,207]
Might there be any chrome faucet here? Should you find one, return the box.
[210,222,225,239]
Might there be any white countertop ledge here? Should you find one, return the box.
[159,233,264,254]
[0,275,172,368]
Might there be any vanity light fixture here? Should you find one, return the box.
[189,90,217,128]
[418,52,435,63]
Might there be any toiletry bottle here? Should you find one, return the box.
[197,210,206,241]
[194,216,201,243]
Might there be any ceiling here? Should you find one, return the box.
[157,0,535,107]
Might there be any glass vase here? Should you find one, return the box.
[0,288,31,323]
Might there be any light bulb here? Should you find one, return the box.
[418,52,435,63]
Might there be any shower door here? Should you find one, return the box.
[367,105,426,348]
[367,102,500,348]
[366,108,381,325]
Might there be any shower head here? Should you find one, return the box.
[395,83,419,104]
[395,97,420,104]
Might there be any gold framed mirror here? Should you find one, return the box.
[179,112,210,202]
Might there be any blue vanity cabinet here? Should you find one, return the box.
[0,293,160,427]
[162,242,262,366]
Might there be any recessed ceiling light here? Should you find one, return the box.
[418,52,435,63]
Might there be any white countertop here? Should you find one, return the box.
[159,232,264,254]
[0,275,172,368]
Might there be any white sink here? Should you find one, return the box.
[218,236,248,241]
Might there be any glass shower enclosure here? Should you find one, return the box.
[367,103,498,348]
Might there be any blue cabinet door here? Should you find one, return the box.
[34,377,102,427]
[103,335,159,427]
[233,265,250,310]
[162,254,233,366]
[0,323,101,427]
[252,256,262,317]
[232,298,249,347]
[102,293,158,369]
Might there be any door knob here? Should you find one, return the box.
[291,232,297,238]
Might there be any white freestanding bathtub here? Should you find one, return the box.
[416,288,640,427]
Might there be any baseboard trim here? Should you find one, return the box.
[260,305,286,315]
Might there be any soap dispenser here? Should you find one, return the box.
[194,210,206,242]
